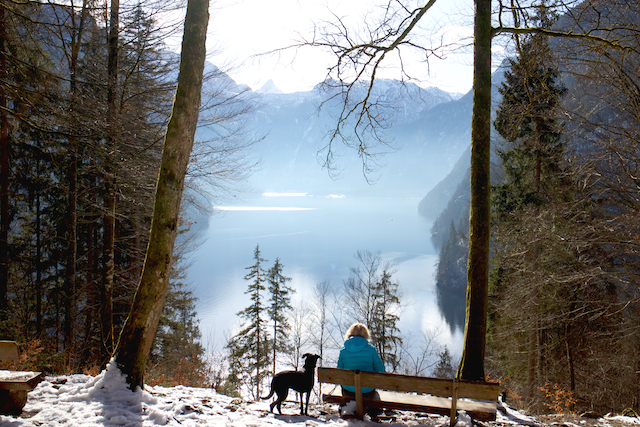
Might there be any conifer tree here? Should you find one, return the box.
[227,245,271,399]
[147,257,205,386]
[489,7,569,407]
[370,268,402,372]
[266,257,295,375]
[432,347,456,379]
[493,9,567,218]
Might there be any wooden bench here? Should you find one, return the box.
[318,367,500,425]
[0,341,44,415]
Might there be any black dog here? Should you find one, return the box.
[261,353,321,415]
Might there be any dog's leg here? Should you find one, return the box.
[274,389,288,415]
[299,392,304,415]
[306,391,311,415]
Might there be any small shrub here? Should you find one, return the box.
[539,382,576,413]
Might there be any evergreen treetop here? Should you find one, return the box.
[266,257,295,374]
[492,19,567,219]
[370,267,402,372]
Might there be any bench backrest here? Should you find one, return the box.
[0,341,20,361]
[318,367,500,401]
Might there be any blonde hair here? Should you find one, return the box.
[345,323,370,341]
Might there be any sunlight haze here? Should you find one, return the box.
[208,0,475,94]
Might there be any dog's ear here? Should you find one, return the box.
[302,353,310,359]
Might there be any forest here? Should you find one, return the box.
[0,0,254,386]
[431,0,640,415]
[0,0,639,418]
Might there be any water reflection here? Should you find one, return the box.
[436,286,467,335]
[185,194,464,360]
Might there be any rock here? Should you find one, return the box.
[580,411,602,419]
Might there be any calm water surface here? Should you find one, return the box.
[186,193,463,359]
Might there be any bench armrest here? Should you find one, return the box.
[0,371,44,391]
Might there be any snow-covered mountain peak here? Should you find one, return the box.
[257,79,284,94]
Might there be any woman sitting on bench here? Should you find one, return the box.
[337,323,386,420]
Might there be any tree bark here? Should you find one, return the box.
[64,143,77,353]
[63,0,89,364]
[457,0,492,381]
[114,0,208,390]
[100,0,119,358]
[35,170,42,334]
[0,3,9,320]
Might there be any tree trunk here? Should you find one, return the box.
[114,0,208,390]
[527,319,536,402]
[100,0,120,358]
[36,176,42,334]
[85,183,96,362]
[63,0,89,365]
[64,142,77,359]
[0,3,9,320]
[457,0,492,382]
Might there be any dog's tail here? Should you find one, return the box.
[260,386,275,400]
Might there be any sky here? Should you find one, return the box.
[205,0,478,94]
[4,363,640,427]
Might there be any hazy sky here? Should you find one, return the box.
[206,0,477,94]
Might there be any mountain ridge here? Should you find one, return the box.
[240,78,472,196]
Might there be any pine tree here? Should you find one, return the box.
[266,257,295,375]
[370,268,402,372]
[489,6,570,408]
[432,347,456,379]
[493,11,567,218]
[226,245,271,399]
[147,264,206,387]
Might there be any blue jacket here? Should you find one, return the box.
[337,336,386,393]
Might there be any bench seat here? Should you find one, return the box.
[322,384,497,421]
[318,367,500,424]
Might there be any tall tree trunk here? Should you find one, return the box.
[114,0,208,390]
[85,187,96,361]
[457,0,492,382]
[64,0,89,365]
[132,206,142,281]
[101,0,119,358]
[527,316,537,402]
[273,321,277,376]
[36,162,42,335]
[0,2,9,321]
[64,143,77,358]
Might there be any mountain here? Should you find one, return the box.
[235,79,471,197]
[418,145,471,221]
[257,79,284,94]
[416,65,506,222]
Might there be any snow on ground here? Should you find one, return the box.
[1,361,640,427]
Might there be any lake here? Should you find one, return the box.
[186,192,464,366]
